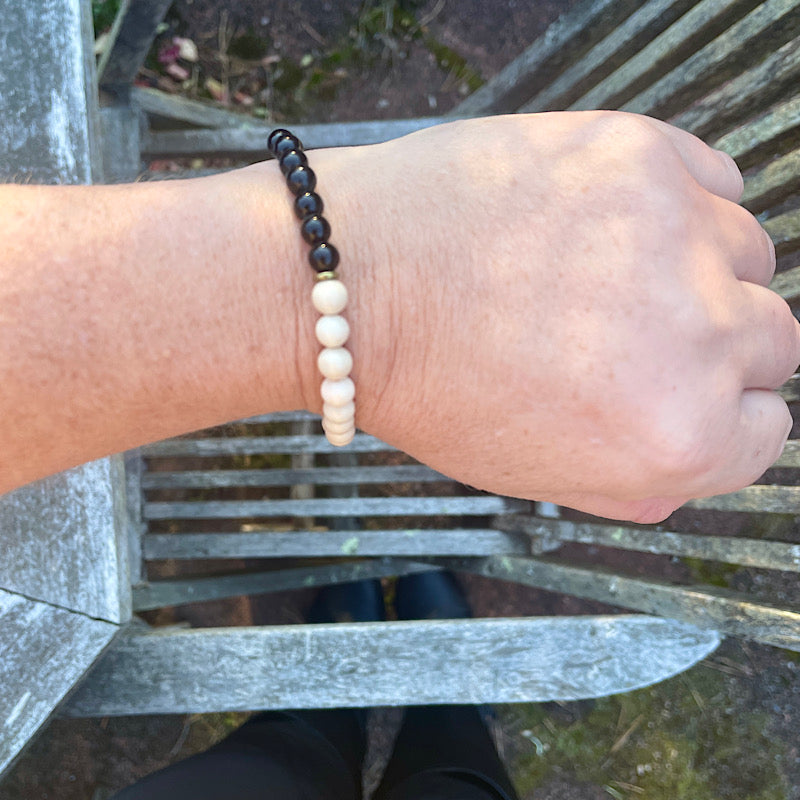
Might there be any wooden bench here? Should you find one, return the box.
[1,0,799,781]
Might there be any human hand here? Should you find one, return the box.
[308,112,800,523]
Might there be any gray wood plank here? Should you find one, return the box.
[684,484,800,513]
[142,528,530,560]
[140,433,395,457]
[771,265,800,301]
[0,456,131,623]
[669,34,800,140]
[143,496,527,520]
[764,207,800,256]
[132,560,437,611]
[778,376,800,403]
[620,0,800,119]
[0,589,117,779]
[499,516,800,572]
[450,0,642,115]
[570,0,758,112]
[775,438,800,466]
[141,117,459,159]
[63,615,719,714]
[141,465,448,489]
[0,0,102,182]
[520,0,695,113]
[741,146,800,214]
[133,86,263,129]
[443,556,800,650]
[712,93,800,168]
[97,0,173,91]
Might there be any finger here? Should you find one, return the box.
[732,389,793,484]
[736,283,800,390]
[710,196,776,286]
[644,116,744,202]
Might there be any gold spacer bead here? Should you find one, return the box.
[315,270,338,282]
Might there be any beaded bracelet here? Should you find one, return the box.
[268,128,355,446]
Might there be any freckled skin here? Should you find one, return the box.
[0,112,797,524]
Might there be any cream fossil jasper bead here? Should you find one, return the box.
[321,377,355,406]
[315,314,350,348]
[311,279,348,315]
[323,401,355,423]
[317,347,353,380]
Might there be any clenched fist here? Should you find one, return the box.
[305,111,800,522]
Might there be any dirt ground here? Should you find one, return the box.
[1,1,799,799]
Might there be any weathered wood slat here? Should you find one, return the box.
[775,438,800,466]
[741,146,800,214]
[132,559,436,611]
[669,34,800,140]
[141,465,447,489]
[684,484,800,513]
[97,0,173,90]
[0,590,117,778]
[0,0,101,183]
[620,0,800,119]
[63,615,720,714]
[141,117,458,159]
[770,265,800,301]
[140,434,394,457]
[713,93,800,168]
[0,456,130,624]
[442,556,800,650]
[520,0,696,113]
[570,0,760,112]
[777,375,800,402]
[142,528,530,560]
[451,0,642,115]
[143,496,527,520]
[133,87,259,129]
[498,516,800,571]
[763,207,800,256]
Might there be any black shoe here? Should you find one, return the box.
[395,570,471,620]
[306,578,386,624]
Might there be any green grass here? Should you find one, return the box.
[503,658,791,800]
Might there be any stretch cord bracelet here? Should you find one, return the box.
[268,128,356,447]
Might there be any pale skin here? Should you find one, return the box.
[0,111,797,523]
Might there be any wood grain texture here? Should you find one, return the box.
[450,0,642,114]
[63,615,720,715]
[0,589,116,778]
[141,117,458,159]
[142,495,526,520]
[0,457,130,623]
[669,34,800,140]
[446,557,800,650]
[713,93,800,167]
[620,0,800,118]
[142,528,530,560]
[570,0,757,112]
[132,559,437,611]
[0,0,101,182]
[520,0,695,113]
[498,516,800,572]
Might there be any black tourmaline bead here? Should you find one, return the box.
[275,134,302,159]
[294,191,324,220]
[279,149,307,176]
[268,128,295,153]
[287,164,316,195]
[309,242,339,272]
[301,215,331,246]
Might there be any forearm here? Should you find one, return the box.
[0,164,318,494]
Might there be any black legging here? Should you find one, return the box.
[112,705,519,800]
